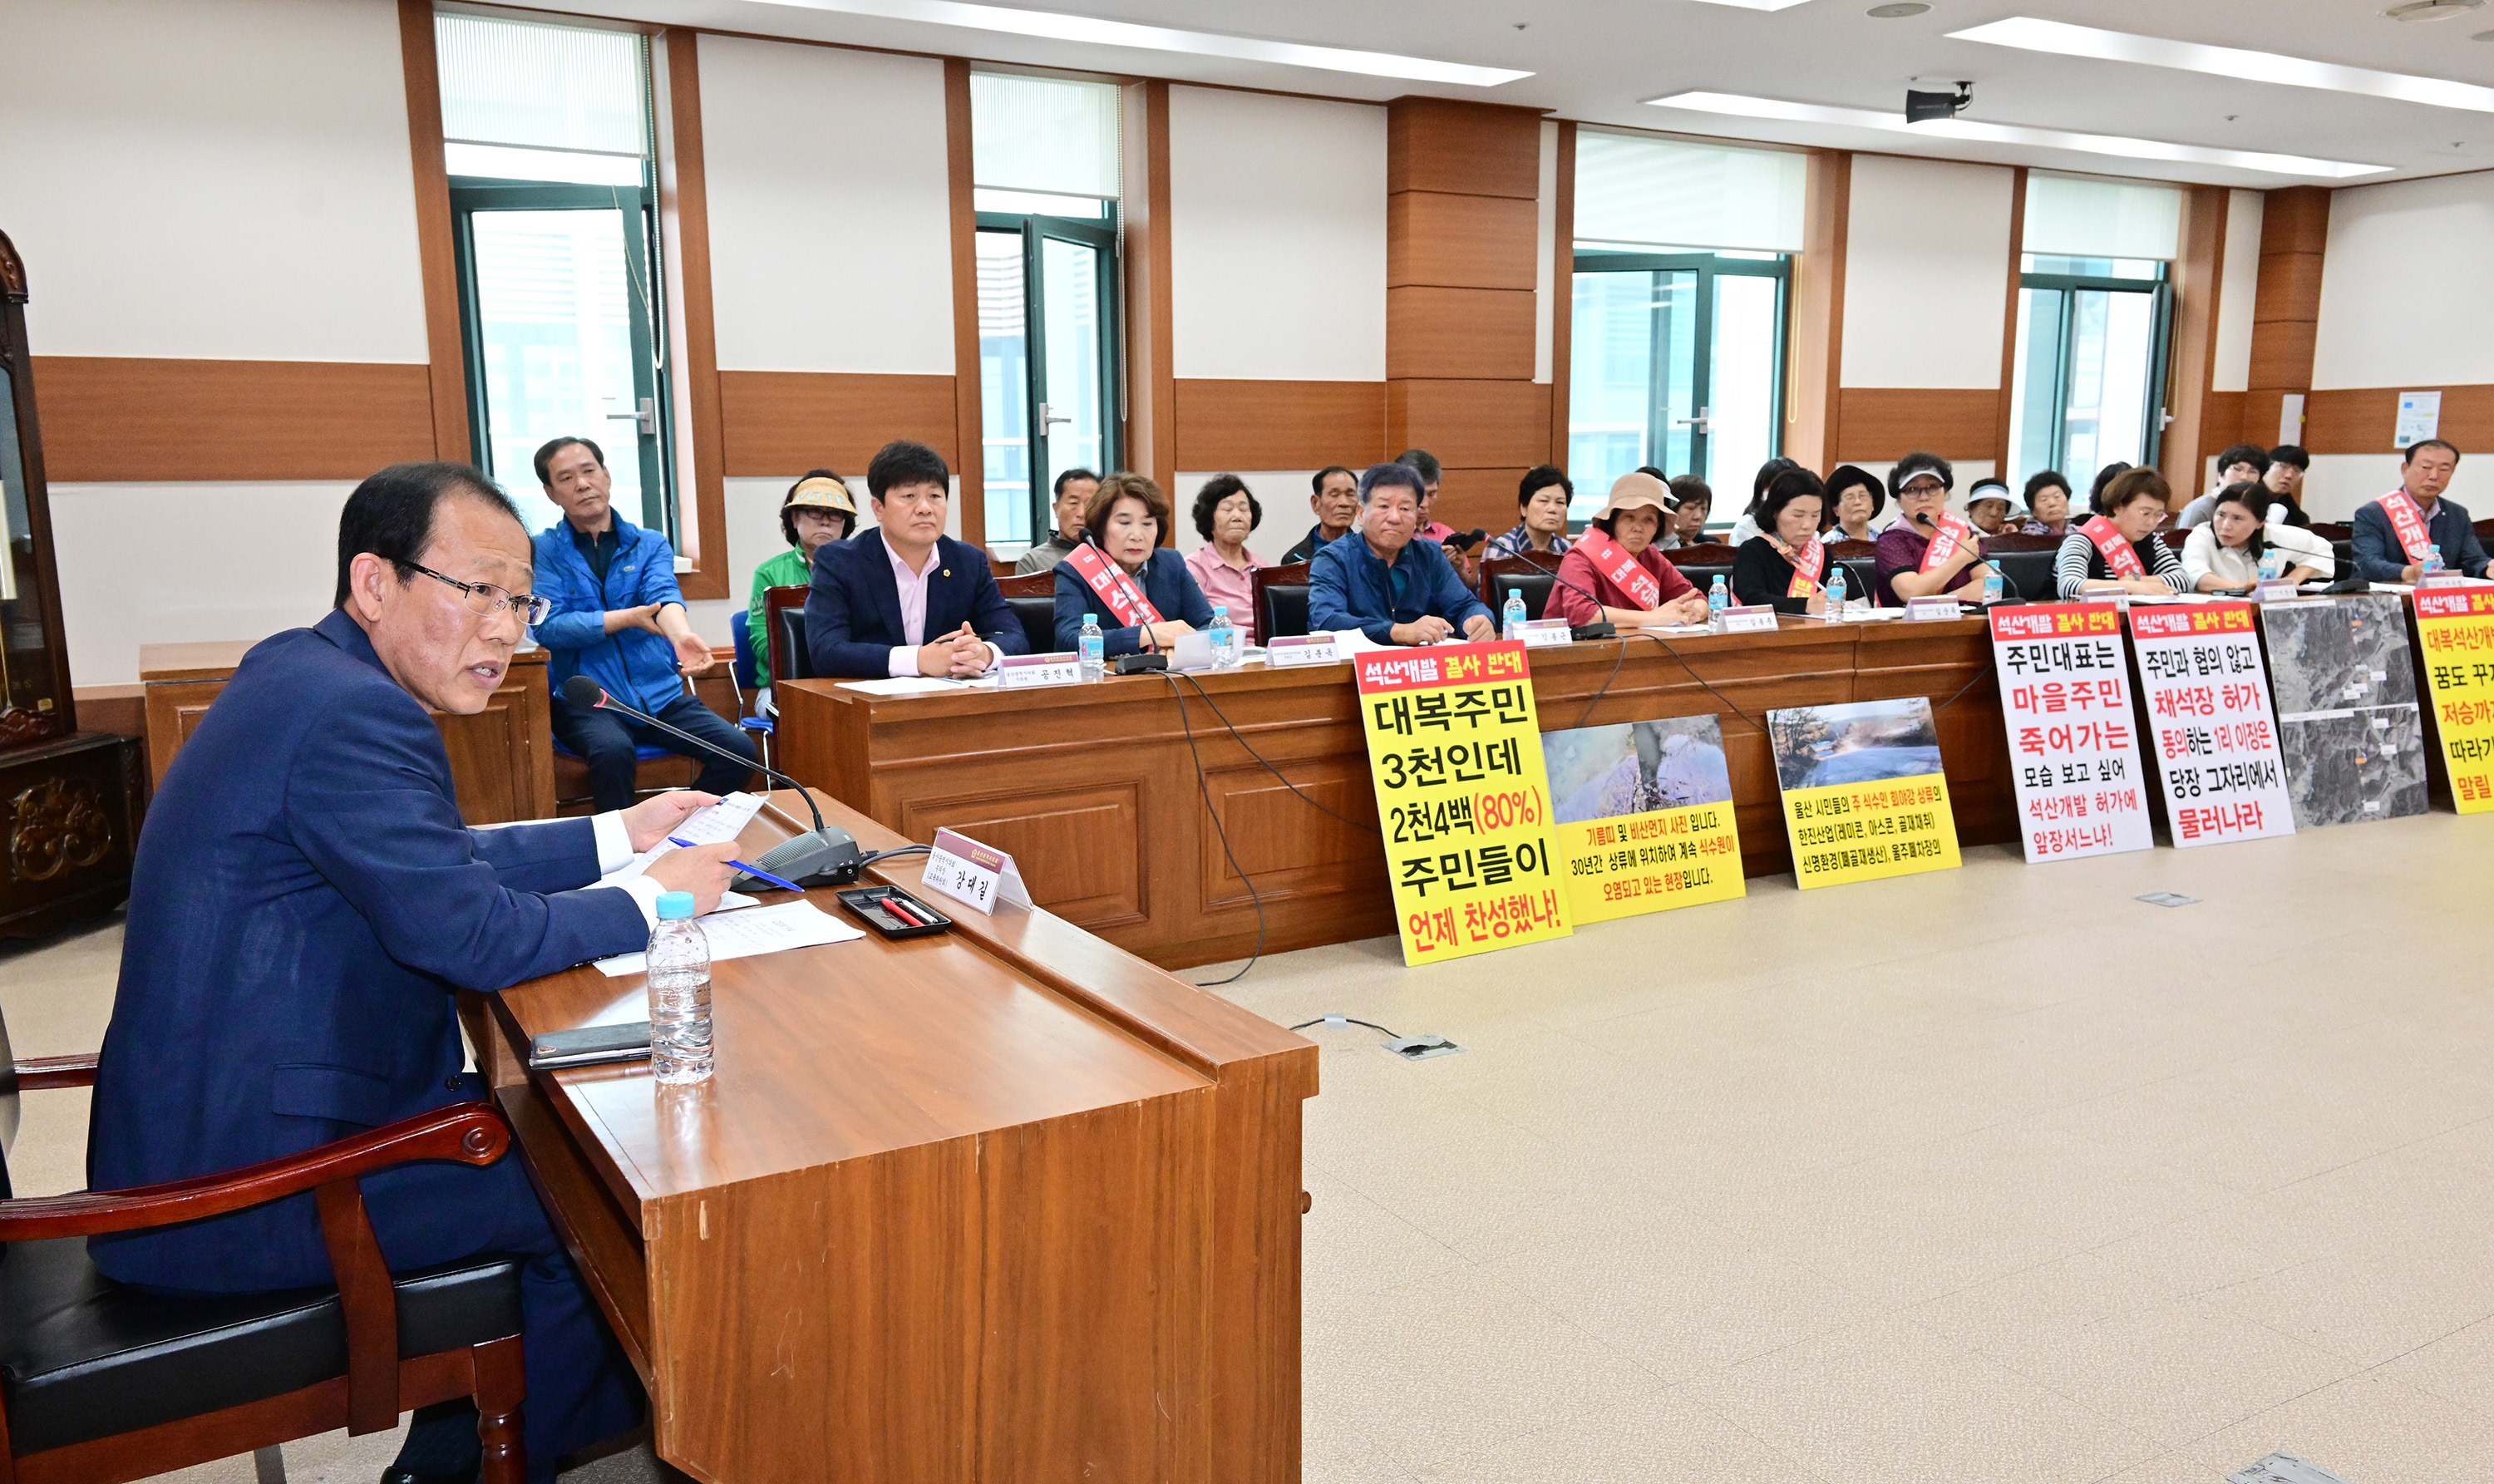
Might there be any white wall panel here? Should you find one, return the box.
[2297,453,2485,525]
[2211,189,2264,395]
[0,0,426,362]
[1840,156,2014,391]
[1167,87,1384,382]
[2313,173,2494,392]
[700,37,954,375]
[1173,470,1325,566]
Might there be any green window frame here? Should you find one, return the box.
[975,205,1123,546]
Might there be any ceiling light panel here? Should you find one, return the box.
[1644,91,2391,178]
[742,0,1530,86]
[1682,0,1816,9]
[1949,17,2494,114]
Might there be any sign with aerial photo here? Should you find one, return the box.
[1767,698,1962,890]
[2256,594,2427,828]
[1543,715,1745,924]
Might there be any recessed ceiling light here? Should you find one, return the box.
[742,0,1532,86]
[1868,2,1932,15]
[1949,17,2494,113]
[1684,0,1816,9]
[2384,0,2482,20]
[1643,91,2392,177]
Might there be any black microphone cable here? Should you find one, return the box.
[1171,672,1378,835]
[1154,671,1265,988]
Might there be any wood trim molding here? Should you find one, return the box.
[1992,166,2027,471]
[1123,79,1177,500]
[32,357,433,481]
[2160,185,2230,489]
[397,0,468,464]
[1171,380,1383,471]
[1788,150,1850,471]
[2246,186,2329,452]
[1834,388,1999,464]
[720,371,961,475]
[1384,380,1550,470]
[1548,121,1575,467]
[2304,385,2493,455]
[944,58,985,548]
[655,28,729,601]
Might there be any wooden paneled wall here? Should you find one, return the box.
[1171,381,1383,471]
[2245,185,2330,455]
[1383,97,1547,539]
[32,358,435,481]
[2160,184,2232,490]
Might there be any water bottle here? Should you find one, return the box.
[1708,575,1730,616]
[1502,589,1529,639]
[1824,566,1849,616]
[1078,613,1105,682]
[2423,548,2446,578]
[647,891,712,1086]
[1982,568,2004,604]
[1208,604,1239,668]
[2258,548,2283,582]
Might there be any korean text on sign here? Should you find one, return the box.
[2128,603,2296,846]
[1780,778,1962,888]
[1358,643,1573,964]
[1989,604,2151,863]
[2414,587,2494,814]
[1543,718,1746,924]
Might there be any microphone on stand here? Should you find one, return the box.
[559,675,865,890]
[1518,554,1618,640]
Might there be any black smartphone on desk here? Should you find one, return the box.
[528,1022,653,1070]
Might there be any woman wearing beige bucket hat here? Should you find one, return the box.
[1550,472,1713,629]
[747,471,858,692]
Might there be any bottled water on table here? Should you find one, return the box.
[647,890,713,1086]
[1825,566,1849,615]
[2422,549,2446,578]
[1982,569,2004,604]
[1078,613,1105,682]
[1207,604,1239,668]
[1502,589,1529,639]
[1708,575,1730,616]
[2259,548,2284,582]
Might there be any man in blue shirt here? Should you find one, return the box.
[2352,440,2486,583]
[1309,462,1495,645]
[530,436,757,811]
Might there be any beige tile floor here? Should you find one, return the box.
[9,811,2494,1483]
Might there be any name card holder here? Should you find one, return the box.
[2252,579,2300,604]
[997,651,1082,690]
[920,827,1033,915]
[1709,604,1777,635]
[1266,634,1340,668]
[1905,596,1967,622]
[2418,572,2481,589]
[1511,618,1574,649]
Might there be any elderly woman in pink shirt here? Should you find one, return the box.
[1182,473,1265,644]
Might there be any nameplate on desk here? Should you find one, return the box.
[2418,573,2482,589]
[1511,618,1574,649]
[2253,580,2300,604]
[922,827,1033,915]
[998,651,1082,690]
[1265,634,1339,668]
[1904,597,1966,623]
[1709,604,1777,635]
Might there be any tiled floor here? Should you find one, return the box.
[10,811,2494,1482]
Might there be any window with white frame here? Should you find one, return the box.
[970,72,1122,546]
[1568,131,1805,522]
[2006,174,2182,493]
[436,13,672,539]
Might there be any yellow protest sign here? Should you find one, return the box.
[1543,717,1745,923]
[1356,643,1573,964]
[2413,587,2494,813]
[1767,698,1962,889]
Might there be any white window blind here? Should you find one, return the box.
[1574,131,1806,253]
[2023,173,2181,262]
[436,15,648,158]
[971,73,1121,200]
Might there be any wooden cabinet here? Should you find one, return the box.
[140,643,557,825]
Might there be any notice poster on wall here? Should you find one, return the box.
[1356,643,1573,965]
[2129,604,2297,847]
[1989,604,2151,862]
[1767,698,1962,890]
[1542,716,1745,924]
[2395,391,2442,449]
[2259,594,2428,828]
[2412,586,2494,813]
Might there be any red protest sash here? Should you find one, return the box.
[1063,543,1164,628]
[2376,490,2437,565]
[1917,512,1976,574]
[1772,535,1826,598]
[1575,529,1662,609]
[2078,515,2146,579]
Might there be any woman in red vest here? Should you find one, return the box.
[1551,473,1713,629]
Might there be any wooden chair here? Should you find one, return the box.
[1477,555,1560,620]
[1251,563,1313,641]
[1824,539,1878,560]
[993,573,1061,655]
[1663,542,1738,591]
[0,1019,530,1484]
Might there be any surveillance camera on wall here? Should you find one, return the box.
[1905,81,1973,124]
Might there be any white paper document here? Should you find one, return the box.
[834,676,969,696]
[603,791,765,882]
[594,900,864,977]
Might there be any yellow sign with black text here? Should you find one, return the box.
[1542,717,1746,924]
[1357,643,1574,965]
[2414,586,2494,813]
[1767,698,1963,889]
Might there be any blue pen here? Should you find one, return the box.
[667,837,805,894]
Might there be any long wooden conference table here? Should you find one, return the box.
[776,617,2011,970]
[466,791,1314,1483]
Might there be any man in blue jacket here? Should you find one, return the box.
[806,439,1030,678]
[1309,461,1496,645]
[530,436,757,811]
[87,462,742,1483]
[2352,439,2487,583]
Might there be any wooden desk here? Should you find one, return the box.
[774,619,2013,970]
[470,791,1314,1484]
[140,641,557,823]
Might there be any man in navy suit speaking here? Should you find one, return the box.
[804,439,1030,678]
[86,463,740,1484]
